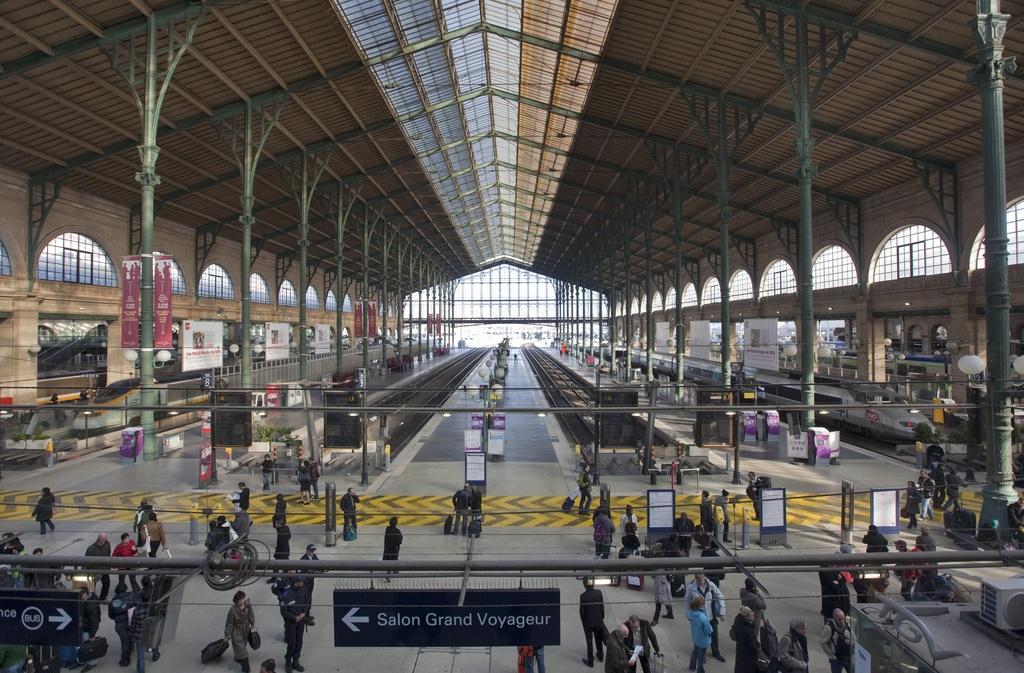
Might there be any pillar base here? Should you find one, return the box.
[980,480,1016,532]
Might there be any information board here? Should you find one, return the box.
[645,489,675,537]
[758,487,788,546]
[870,488,900,535]
[465,452,486,485]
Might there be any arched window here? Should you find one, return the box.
[0,239,11,276]
[325,290,338,311]
[304,285,319,309]
[663,287,677,310]
[37,233,116,286]
[971,200,1024,269]
[729,271,753,301]
[278,280,297,307]
[760,259,796,296]
[701,277,721,306]
[630,297,640,315]
[249,273,270,304]
[197,264,235,299]
[812,245,858,290]
[871,224,951,283]
[167,260,187,295]
[682,283,698,307]
[651,291,664,312]
[343,294,354,311]
[639,296,647,314]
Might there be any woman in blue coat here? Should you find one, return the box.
[688,596,713,673]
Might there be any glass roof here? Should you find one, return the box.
[335,0,619,266]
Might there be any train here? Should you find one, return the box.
[613,348,934,443]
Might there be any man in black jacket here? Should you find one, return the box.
[623,614,660,673]
[745,472,761,520]
[673,511,695,555]
[237,482,251,511]
[699,491,715,533]
[280,578,309,673]
[79,586,101,639]
[108,583,133,667]
[340,488,359,535]
[85,533,111,600]
[579,579,605,667]
[452,485,470,535]
[261,454,275,491]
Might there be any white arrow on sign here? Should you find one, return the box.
[48,608,72,631]
[342,607,369,632]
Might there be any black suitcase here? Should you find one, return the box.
[443,514,454,535]
[79,637,108,662]
[201,638,229,664]
[755,476,772,489]
[561,496,575,513]
[468,519,482,538]
[28,646,60,673]
[943,507,977,537]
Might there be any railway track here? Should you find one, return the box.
[381,348,490,454]
[520,346,595,446]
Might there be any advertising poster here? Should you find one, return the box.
[314,323,331,354]
[119,426,143,462]
[368,301,378,337]
[266,384,281,408]
[464,429,482,452]
[120,256,141,348]
[743,318,779,371]
[153,255,174,349]
[354,301,363,339]
[491,414,506,430]
[471,413,485,430]
[690,320,712,360]
[265,322,290,361]
[766,411,780,436]
[199,444,214,484]
[181,320,223,372]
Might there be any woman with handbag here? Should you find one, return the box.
[225,591,257,673]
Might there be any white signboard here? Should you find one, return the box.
[743,318,779,371]
[181,320,223,372]
[690,320,712,360]
[760,488,786,529]
[464,429,482,452]
[487,429,505,457]
[314,323,331,355]
[646,489,676,535]
[265,322,290,361]
[465,452,487,484]
[871,489,900,534]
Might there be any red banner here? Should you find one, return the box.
[426,313,433,335]
[199,411,213,486]
[154,255,174,349]
[120,256,141,347]
[354,301,363,339]
[368,301,378,337]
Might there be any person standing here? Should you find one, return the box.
[777,619,810,673]
[685,574,726,663]
[673,511,695,556]
[820,609,852,673]
[819,551,852,622]
[142,514,166,558]
[108,582,134,667]
[383,517,403,580]
[944,465,962,510]
[620,504,638,533]
[79,585,101,639]
[915,525,937,552]
[651,572,673,626]
[85,533,112,601]
[731,606,760,673]
[593,509,614,559]
[340,488,360,536]
[579,579,606,668]
[225,591,256,673]
[113,533,140,592]
[917,471,935,520]
[904,481,921,530]
[893,539,920,601]
[603,624,630,673]
[452,485,470,535]
[469,486,483,523]
[623,614,659,673]
[274,524,291,561]
[577,470,593,515]
[699,491,714,533]
[740,578,767,632]
[232,507,252,540]
[308,460,320,503]
[296,461,311,505]
[129,583,160,673]
[1008,491,1024,549]
[745,472,761,520]
[861,525,889,553]
[687,596,712,673]
[261,454,275,492]
[714,490,732,543]
[280,577,308,673]
[298,545,319,618]
[237,482,251,511]
[32,487,56,535]
[273,494,287,529]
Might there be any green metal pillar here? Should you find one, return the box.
[380,227,394,366]
[608,243,618,357]
[623,224,633,376]
[644,214,655,383]
[103,11,203,459]
[714,101,733,388]
[672,152,685,400]
[794,13,816,430]
[362,215,376,380]
[417,253,424,362]
[334,183,354,374]
[213,99,281,390]
[972,0,1018,525]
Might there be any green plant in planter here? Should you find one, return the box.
[253,424,294,442]
[945,424,969,446]
[913,423,944,445]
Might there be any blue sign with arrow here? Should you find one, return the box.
[0,589,81,646]
[333,589,560,648]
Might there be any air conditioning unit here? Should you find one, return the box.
[979,577,1024,631]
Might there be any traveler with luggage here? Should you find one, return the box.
[225,591,256,673]
[943,465,963,511]
[577,470,593,515]
[452,485,470,535]
[578,579,606,668]
[917,471,935,519]
[340,488,359,538]
[128,581,160,673]
[819,609,852,673]
[469,486,483,523]
[141,514,167,558]
[777,619,810,673]
[622,614,660,673]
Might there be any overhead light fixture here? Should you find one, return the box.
[442,412,452,418]
[537,412,547,417]
[904,302,911,306]
[909,409,920,414]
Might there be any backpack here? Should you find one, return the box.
[593,519,606,543]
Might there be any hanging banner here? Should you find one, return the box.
[690,320,712,360]
[181,320,223,372]
[743,318,779,371]
[120,256,141,348]
[199,412,213,486]
[426,313,433,335]
[314,323,331,354]
[354,302,363,339]
[265,322,290,361]
[368,301,378,337]
[153,255,174,349]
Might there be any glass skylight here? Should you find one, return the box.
[335,0,619,265]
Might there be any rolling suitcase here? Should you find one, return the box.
[200,638,229,664]
[561,496,575,513]
[468,519,482,538]
[625,574,644,590]
[443,514,454,535]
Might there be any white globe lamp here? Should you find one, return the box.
[124,350,139,363]
[253,344,265,355]
[957,354,985,376]
[782,344,798,357]
[477,367,489,381]
[883,337,893,347]
[155,349,172,363]
[1014,355,1024,376]
[228,343,240,355]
